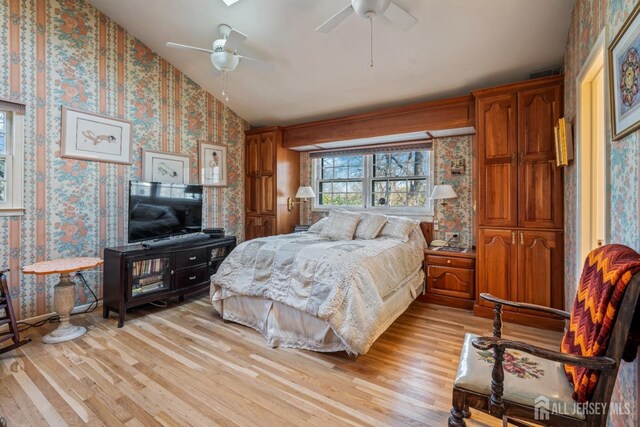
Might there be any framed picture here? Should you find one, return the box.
[199,142,227,187]
[609,2,640,140]
[142,150,190,184]
[61,106,133,164]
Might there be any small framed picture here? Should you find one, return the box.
[199,142,227,187]
[142,150,191,184]
[609,2,640,140]
[60,106,132,164]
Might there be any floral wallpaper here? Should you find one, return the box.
[564,0,640,425]
[0,0,246,320]
[299,135,474,247]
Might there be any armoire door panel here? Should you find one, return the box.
[517,230,564,310]
[245,175,260,215]
[520,160,562,228]
[477,93,518,227]
[479,95,518,159]
[260,133,275,175]
[245,216,261,241]
[477,229,517,309]
[246,135,260,175]
[260,175,276,215]
[518,86,561,158]
[262,216,275,237]
[483,164,517,225]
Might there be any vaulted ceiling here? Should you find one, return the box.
[89,0,574,126]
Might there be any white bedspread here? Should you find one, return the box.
[210,228,426,355]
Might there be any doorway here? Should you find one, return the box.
[577,30,608,266]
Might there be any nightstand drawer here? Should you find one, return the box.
[426,254,474,269]
[426,266,474,299]
[175,248,207,270]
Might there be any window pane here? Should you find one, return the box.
[0,181,5,203]
[347,182,362,193]
[333,181,346,192]
[319,182,332,193]
[408,192,427,207]
[334,167,348,179]
[322,158,333,167]
[322,168,334,179]
[347,156,363,167]
[348,167,363,178]
[0,158,5,180]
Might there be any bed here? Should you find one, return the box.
[210,215,431,356]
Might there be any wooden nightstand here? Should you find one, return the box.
[418,248,476,309]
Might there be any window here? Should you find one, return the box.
[0,102,25,215]
[313,148,433,214]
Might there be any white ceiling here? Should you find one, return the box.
[88,0,574,127]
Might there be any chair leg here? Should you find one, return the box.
[463,403,471,418]
[448,390,467,427]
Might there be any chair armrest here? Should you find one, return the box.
[480,293,571,319]
[472,336,617,370]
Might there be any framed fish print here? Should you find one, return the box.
[609,2,640,140]
[142,150,191,184]
[199,142,227,187]
[60,106,133,164]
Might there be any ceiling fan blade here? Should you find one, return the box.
[223,29,247,52]
[222,0,240,5]
[315,4,354,33]
[165,42,214,54]
[384,1,418,31]
[237,55,275,72]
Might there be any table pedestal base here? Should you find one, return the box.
[42,273,86,344]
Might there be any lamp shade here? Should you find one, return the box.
[430,184,457,200]
[295,186,316,199]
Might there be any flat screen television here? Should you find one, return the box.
[128,181,203,243]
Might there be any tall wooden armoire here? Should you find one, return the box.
[244,126,300,240]
[473,75,565,330]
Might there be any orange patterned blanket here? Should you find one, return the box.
[561,244,640,402]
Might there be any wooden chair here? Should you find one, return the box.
[0,269,31,354]
[448,272,640,427]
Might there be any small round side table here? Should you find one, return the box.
[23,257,103,344]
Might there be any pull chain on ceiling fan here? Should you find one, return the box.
[316,0,418,67]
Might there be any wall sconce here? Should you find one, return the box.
[287,186,316,211]
[430,184,457,207]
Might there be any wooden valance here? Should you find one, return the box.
[282,95,474,149]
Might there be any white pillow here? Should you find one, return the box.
[354,213,388,240]
[379,216,419,242]
[307,217,328,233]
[320,210,361,241]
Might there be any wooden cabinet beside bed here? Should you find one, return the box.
[245,127,299,239]
[473,75,565,331]
[419,249,476,309]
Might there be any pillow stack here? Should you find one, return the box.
[307,210,418,242]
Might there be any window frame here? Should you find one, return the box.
[312,149,434,216]
[0,109,25,216]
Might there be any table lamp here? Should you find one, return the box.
[430,184,457,207]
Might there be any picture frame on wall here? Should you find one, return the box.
[199,142,227,187]
[608,2,640,140]
[142,150,191,184]
[60,106,133,164]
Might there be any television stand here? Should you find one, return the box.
[103,235,236,327]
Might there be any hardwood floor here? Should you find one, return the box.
[0,294,562,426]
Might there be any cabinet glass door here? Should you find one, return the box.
[129,256,171,299]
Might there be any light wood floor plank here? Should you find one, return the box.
[0,295,563,426]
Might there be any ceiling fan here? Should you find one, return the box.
[166,24,263,101]
[316,0,418,67]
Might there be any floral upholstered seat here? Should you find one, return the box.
[453,333,585,420]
